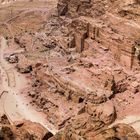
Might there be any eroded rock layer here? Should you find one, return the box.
[0,115,53,140]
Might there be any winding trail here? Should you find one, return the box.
[0,36,57,134]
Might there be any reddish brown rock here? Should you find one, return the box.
[0,119,53,140]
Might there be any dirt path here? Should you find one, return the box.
[0,36,58,134]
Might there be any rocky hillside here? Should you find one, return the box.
[58,0,140,17]
[0,0,140,140]
[58,0,140,69]
[0,114,53,140]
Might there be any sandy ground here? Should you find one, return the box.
[0,36,57,134]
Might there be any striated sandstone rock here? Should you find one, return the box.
[93,123,140,140]
[96,101,116,124]
[0,116,53,140]
[86,101,116,125]
[50,123,140,140]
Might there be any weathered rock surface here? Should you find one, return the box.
[50,123,140,140]
[0,0,140,140]
[0,115,53,140]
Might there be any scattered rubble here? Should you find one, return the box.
[5,54,19,64]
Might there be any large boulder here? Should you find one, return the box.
[93,123,140,140]
[86,101,116,124]
[95,101,116,124]
[0,115,53,140]
[50,123,140,140]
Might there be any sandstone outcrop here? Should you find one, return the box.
[50,123,140,140]
[58,0,140,69]
[0,115,53,140]
[0,0,140,140]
